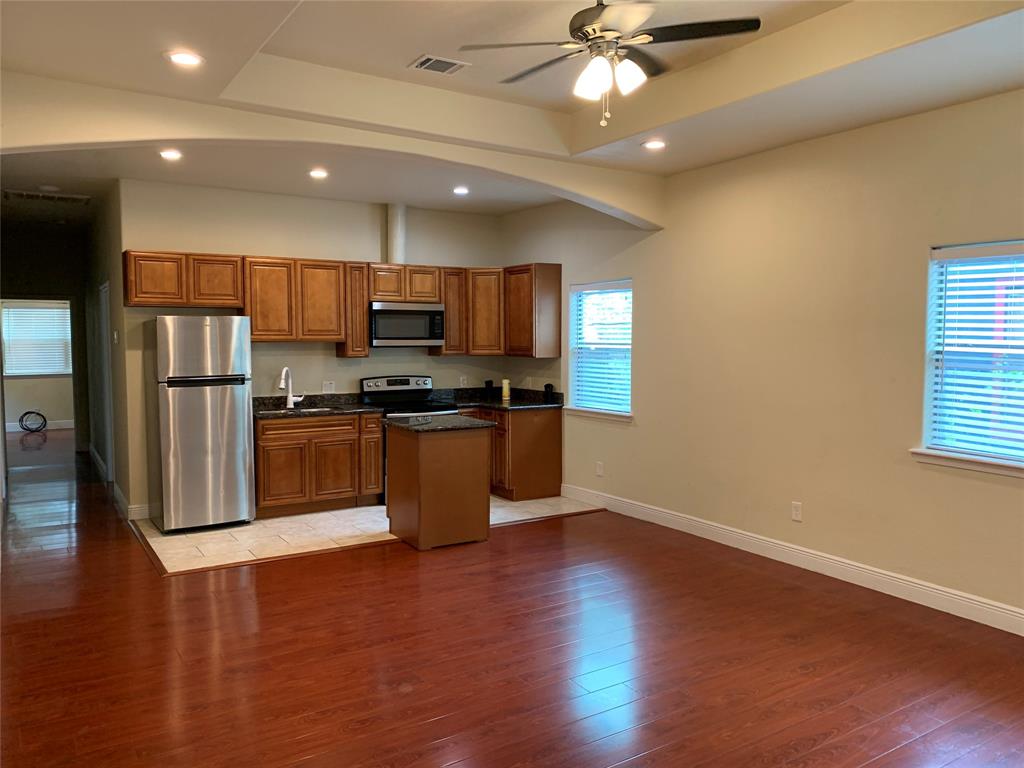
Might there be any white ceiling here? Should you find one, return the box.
[0,142,562,223]
[579,9,1024,174]
[262,1,843,112]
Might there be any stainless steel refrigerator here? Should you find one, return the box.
[153,316,255,531]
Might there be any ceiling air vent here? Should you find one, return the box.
[3,189,92,206]
[408,54,470,76]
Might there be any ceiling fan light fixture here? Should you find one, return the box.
[614,57,647,96]
[573,55,613,101]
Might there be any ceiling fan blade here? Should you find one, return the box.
[622,46,666,78]
[460,41,579,51]
[500,50,585,84]
[636,18,762,44]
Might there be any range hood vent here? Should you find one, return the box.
[408,54,470,76]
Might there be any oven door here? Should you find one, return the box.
[370,302,445,347]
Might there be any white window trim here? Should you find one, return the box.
[909,447,1024,480]
[568,278,634,418]
[917,240,1024,474]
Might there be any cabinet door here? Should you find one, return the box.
[369,264,405,301]
[245,258,297,341]
[124,251,187,306]
[504,265,535,356]
[491,427,509,492]
[404,266,441,303]
[310,435,359,499]
[297,260,345,341]
[467,268,505,355]
[338,262,369,357]
[431,268,467,356]
[188,254,244,307]
[257,440,310,507]
[359,432,384,495]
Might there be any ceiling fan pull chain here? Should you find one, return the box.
[600,91,611,127]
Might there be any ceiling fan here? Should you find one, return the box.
[460,1,761,125]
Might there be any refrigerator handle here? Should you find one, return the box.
[165,375,248,388]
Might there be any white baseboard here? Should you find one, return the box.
[112,483,150,521]
[562,484,1024,637]
[5,420,74,433]
[88,444,107,481]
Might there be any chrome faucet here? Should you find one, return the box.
[278,367,305,409]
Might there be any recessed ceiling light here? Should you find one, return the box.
[643,139,666,151]
[166,50,204,68]
[38,184,61,193]
[159,149,183,161]
[453,186,469,196]
[309,168,329,180]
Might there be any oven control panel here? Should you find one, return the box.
[361,376,433,392]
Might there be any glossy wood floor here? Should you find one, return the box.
[3,434,1023,767]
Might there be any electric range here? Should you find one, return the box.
[360,375,458,418]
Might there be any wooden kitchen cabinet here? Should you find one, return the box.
[467,268,505,355]
[430,267,467,356]
[404,266,441,302]
[257,440,310,507]
[296,260,345,341]
[188,254,244,307]
[505,263,561,358]
[255,414,382,514]
[474,407,562,500]
[338,261,370,357]
[369,264,405,301]
[310,435,359,499]
[244,257,297,341]
[124,251,187,306]
[125,251,244,307]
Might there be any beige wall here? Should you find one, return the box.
[3,376,74,428]
[501,90,1024,609]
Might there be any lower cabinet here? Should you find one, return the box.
[255,414,382,514]
[459,407,562,500]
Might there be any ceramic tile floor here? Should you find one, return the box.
[137,495,597,574]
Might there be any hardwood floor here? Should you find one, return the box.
[2,440,1022,767]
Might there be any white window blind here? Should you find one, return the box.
[570,280,632,414]
[924,242,1023,464]
[1,300,73,376]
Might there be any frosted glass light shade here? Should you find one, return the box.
[573,56,613,101]
[615,57,647,96]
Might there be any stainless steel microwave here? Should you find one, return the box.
[369,302,445,347]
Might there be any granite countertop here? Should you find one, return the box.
[253,387,564,419]
[386,415,497,433]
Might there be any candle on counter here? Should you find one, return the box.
[501,379,511,402]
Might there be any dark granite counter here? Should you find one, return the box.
[386,415,496,433]
[253,387,563,419]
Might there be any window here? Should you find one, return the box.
[922,242,1023,466]
[569,280,632,415]
[1,299,73,376]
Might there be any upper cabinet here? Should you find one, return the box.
[467,268,505,355]
[296,260,345,341]
[244,257,297,341]
[429,267,467,356]
[125,251,244,308]
[505,263,561,358]
[337,261,370,358]
[368,264,441,303]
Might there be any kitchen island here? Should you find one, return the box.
[386,414,495,551]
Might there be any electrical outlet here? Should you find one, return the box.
[459,376,468,387]
[525,377,534,389]
[322,381,336,393]
[596,461,605,477]
[791,501,803,522]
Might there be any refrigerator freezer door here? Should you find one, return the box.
[158,381,255,530]
[156,315,251,381]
